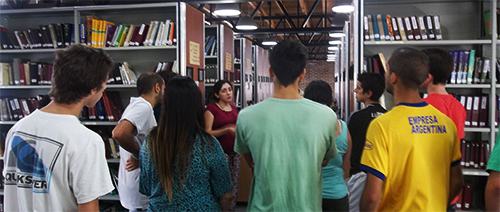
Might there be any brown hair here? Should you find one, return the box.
[49,44,113,104]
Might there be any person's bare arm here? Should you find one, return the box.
[243,153,254,170]
[78,199,99,212]
[448,165,464,204]
[219,190,233,211]
[342,130,352,180]
[112,120,140,171]
[485,171,500,211]
[204,111,235,137]
[360,173,383,211]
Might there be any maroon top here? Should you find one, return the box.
[206,103,238,153]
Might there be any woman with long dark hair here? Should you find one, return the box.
[139,76,233,211]
[304,80,352,212]
[204,79,239,211]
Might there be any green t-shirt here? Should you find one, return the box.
[487,133,500,172]
[234,98,338,211]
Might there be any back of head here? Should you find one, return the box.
[358,72,386,101]
[152,76,208,201]
[388,47,429,90]
[49,44,113,104]
[304,80,333,106]
[137,72,164,96]
[157,70,178,86]
[421,48,454,84]
[268,39,308,87]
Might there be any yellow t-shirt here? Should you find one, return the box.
[361,102,461,211]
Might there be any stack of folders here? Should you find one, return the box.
[364,14,442,41]
[456,95,491,128]
[82,15,176,48]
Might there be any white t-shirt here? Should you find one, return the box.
[2,109,114,211]
[117,97,157,210]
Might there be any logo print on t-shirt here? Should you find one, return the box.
[5,132,63,193]
[365,139,374,150]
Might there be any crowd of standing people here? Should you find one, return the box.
[3,40,500,212]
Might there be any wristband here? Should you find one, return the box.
[132,154,139,160]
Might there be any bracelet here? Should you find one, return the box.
[131,154,139,160]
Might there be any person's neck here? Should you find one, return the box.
[426,82,448,95]
[393,85,424,106]
[273,81,303,100]
[363,99,379,106]
[141,93,157,108]
[40,101,84,117]
[217,100,230,109]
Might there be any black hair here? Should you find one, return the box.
[268,39,308,87]
[388,47,429,90]
[211,79,232,102]
[304,80,333,107]
[421,48,454,84]
[137,72,165,96]
[157,70,178,86]
[357,73,386,101]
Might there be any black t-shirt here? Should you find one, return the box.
[348,103,387,176]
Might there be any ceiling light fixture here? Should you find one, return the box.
[213,3,241,16]
[332,2,354,13]
[262,37,277,46]
[329,40,342,45]
[236,14,258,30]
[329,32,345,38]
[328,46,339,50]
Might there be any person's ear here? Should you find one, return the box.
[154,83,161,94]
[366,90,373,98]
[269,67,275,77]
[390,72,397,84]
[299,69,306,80]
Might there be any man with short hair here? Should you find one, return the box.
[3,44,115,211]
[421,48,466,140]
[360,47,464,211]
[234,39,338,211]
[112,72,165,211]
[347,72,387,212]
[421,48,467,211]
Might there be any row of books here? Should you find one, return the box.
[458,95,490,128]
[153,60,178,74]
[0,96,44,121]
[0,23,74,50]
[460,140,489,170]
[0,61,53,86]
[364,14,443,41]
[84,15,175,48]
[233,86,241,107]
[107,62,137,85]
[234,68,241,83]
[449,50,491,84]
[205,64,218,83]
[456,183,475,210]
[205,35,217,56]
[234,47,241,63]
[363,53,387,75]
[96,129,120,160]
[79,91,124,122]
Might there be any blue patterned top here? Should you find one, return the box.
[139,134,233,211]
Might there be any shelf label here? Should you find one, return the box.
[225,53,232,71]
[189,41,200,66]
